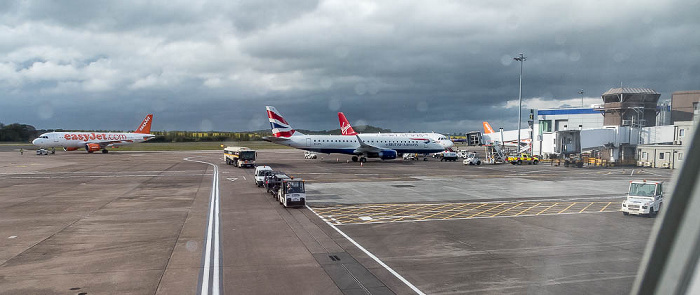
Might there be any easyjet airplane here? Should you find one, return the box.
[32,114,156,154]
[264,106,452,162]
[481,121,531,151]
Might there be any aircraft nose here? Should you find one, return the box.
[32,138,38,145]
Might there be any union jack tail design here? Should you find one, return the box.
[338,112,357,135]
[266,106,296,138]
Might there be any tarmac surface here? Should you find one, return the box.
[0,148,675,294]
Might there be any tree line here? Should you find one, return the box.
[0,123,39,142]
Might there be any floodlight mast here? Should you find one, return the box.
[513,53,526,153]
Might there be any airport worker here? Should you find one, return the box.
[20,148,23,155]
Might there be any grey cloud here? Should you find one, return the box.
[0,0,698,133]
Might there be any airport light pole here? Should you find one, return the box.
[514,53,526,153]
[579,89,585,107]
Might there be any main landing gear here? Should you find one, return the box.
[351,156,367,163]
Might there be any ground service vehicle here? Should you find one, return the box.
[264,172,290,195]
[254,166,273,186]
[463,152,482,165]
[507,153,539,165]
[274,179,306,208]
[440,151,459,161]
[304,151,317,159]
[224,146,256,168]
[621,180,664,217]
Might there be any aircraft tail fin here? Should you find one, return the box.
[135,114,154,134]
[266,106,300,138]
[338,112,357,135]
[483,122,495,134]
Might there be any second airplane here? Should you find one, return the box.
[264,106,453,162]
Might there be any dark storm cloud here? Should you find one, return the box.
[0,0,698,133]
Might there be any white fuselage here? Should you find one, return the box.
[482,129,531,147]
[32,131,155,149]
[275,133,452,155]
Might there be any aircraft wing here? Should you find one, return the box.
[353,135,384,154]
[262,136,291,143]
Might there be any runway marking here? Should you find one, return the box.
[491,202,523,217]
[184,157,221,295]
[558,202,577,214]
[306,205,426,295]
[311,199,622,225]
[514,203,541,217]
[579,202,594,213]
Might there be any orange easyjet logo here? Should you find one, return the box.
[137,116,151,132]
[64,133,128,141]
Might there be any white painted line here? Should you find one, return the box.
[226,177,238,182]
[213,165,221,294]
[306,205,426,295]
[8,236,17,239]
[242,176,246,181]
[184,157,221,295]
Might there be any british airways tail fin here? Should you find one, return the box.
[483,122,495,134]
[266,106,301,138]
[135,114,154,134]
[338,112,357,135]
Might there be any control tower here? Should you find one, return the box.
[600,88,660,127]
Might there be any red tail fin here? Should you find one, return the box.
[483,122,495,134]
[338,112,357,135]
[135,114,153,134]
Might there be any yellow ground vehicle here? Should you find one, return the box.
[224,146,256,168]
[507,153,539,165]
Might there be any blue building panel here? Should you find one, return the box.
[537,108,600,116]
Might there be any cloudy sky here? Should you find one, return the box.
[1,0,698,133]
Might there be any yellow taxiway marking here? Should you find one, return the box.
[579,202,594,213]
[514,202,542,216]
[468,203,506,218]
[310,199,622,225]
[558,202,577,214]
[491,202,523,217]
[417,203,461,221]
[537,203,559,215]
[445,203,487,219]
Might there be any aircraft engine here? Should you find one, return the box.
[85,143,101,153]
[64,147,79,151]
[378,149,397,160]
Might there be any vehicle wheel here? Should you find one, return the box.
[533,160,538,165]
[517,160,522,165]
[511,162,516,165]
[623,212,629,216]
[352,156,358,162]
[360,157,367,163]
[647,208,655,218]
[476,161,481,165]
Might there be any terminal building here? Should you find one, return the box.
[527,88,698,168]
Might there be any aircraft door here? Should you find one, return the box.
[306,138,311,147]
[53,134,59,142]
